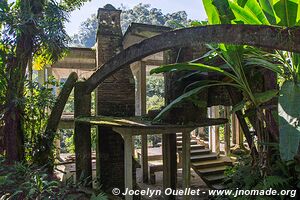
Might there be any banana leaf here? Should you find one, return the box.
[258,0,277,24]
[203,0,221,24]
[273,0,299,26]
[244,0,270,24]
[278,80,300,161]
[150,62,240,84]
[229,1,265,24]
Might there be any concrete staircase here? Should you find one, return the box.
[176,133,232,189]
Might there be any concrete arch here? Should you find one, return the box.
[85,24,300,93]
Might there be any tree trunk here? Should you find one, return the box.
[4,2,35,162]
[4,49,29,162]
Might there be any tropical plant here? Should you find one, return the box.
[0,0,90,163]
[220,153,299,200]
[215,0,300,161]
[151,0,300,169]
[0,155,105,199]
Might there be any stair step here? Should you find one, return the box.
[177,140,198,145]
[191,153,218,162]
[177,144,205,150]
[176,136,199,143]
[202,173,225,184]
[192,159,226,169]
[211,184,226,190]
[197,166,227,175]
[190,149,211,155]
[176,136,182,140]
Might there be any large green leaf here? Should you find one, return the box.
[245,57,283,74]
[184,80,221,92]
[297,0,300,24]
[244,0,270,24]
[259,0,278,24]
[154,82,242,121]
[150,62,240,84]
[273,0,299,26]
[278,80,300,161]
[212,0,236,23]
[229,1,264,24]
[202,0,221,24]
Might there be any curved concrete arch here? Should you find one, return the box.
[85,24,300,93]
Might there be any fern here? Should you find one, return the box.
[263,176,289,189]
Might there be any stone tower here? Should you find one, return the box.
[96,4,136,194]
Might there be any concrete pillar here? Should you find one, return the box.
[208,107,213,149]
[182,131,191,200]
[210,106,220,154]
[135,61,147,116]
[231,113,237,145]
[135,61,148,182]
[232,113,244,149]
[224,106,231,155]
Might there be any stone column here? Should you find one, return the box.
[224,106,231,155]
[210,106,220,154]
[135,61,147,116]
[95,4,135,194]
[134,61,148,182]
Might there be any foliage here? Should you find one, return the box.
[146,76,164,111]
[70,13,98,48]
[23,78,57,163]
[278,81,300,161]
[0,156,106,199]
[60,0,91,12]
[215,0,300,161]
[60,128,97,153]
[146,76,164,98]
[1,0,90,162]
[1,0,70,63]
[220,152,299,200]
[151,45,277,121]
[70,3,190,47]
[147,95,164,112]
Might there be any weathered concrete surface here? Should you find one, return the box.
[85,25,300,93]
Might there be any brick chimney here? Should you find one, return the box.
[95,4,136,195]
